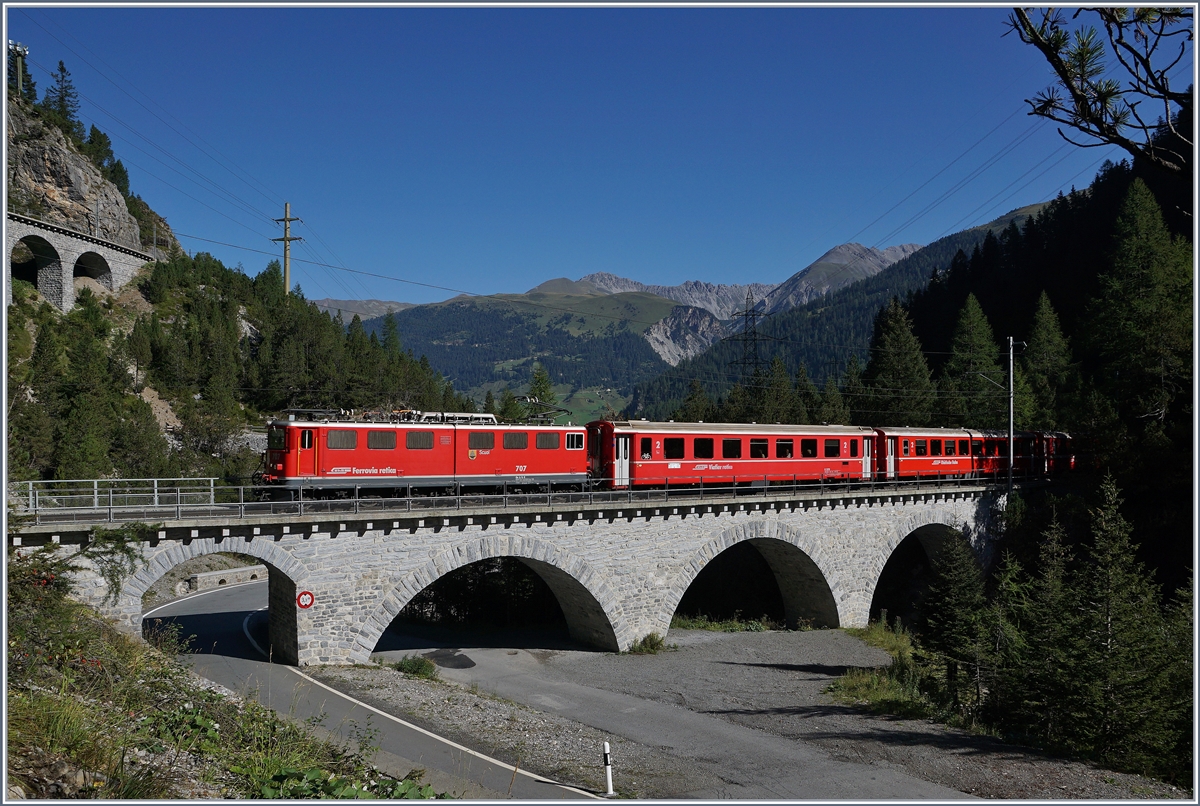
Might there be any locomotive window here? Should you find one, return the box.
[902,439,910,457]
[268,428,287,450]
[694,438,714,459]
[750,439,769,459]
[971,440,983,456]
[931,439,942,456]
[915,439,927,456]
[988,442,1000,456]
[503,432,528,450]
[776,439,794,458]
[824,439,840,458]
[567,433,584,451]
[640,437,652,459]
[664,438,685,459]
[300,430,313,450]
[407,431,434,450]
[536,432,560,450]
[368,430,397,450]
[327,430,357,450]
[850,439,859,458]
[800,439,817,458]
[960,439,970,456]
[945,440,956,456]
[468,432,494,450]
[723,438,742,459]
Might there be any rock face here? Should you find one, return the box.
[313,298,414,319]
[643,306,727,366]
[7,98,141,248]
[756,243,922,316]
[581,272,777,320]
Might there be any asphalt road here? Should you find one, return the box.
[143,582,596,799]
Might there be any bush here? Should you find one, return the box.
[393,655,440,680]
[627,632,670,654]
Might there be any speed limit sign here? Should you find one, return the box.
[296,591,315,609]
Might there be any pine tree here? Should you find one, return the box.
[792,363,820,424]
[1022,292,1075,430]
[482,390,497,415]
[528,362,556,405]
[1072,476,1174,774]
[839,354,868,425]
[939,294,1004,429]
[759,357,797,424]
[862,299,934,426]
[815,374,851,424]
[919,532,986,712]
[497,388,524,422]
[675,379,713,422]
[979,551,1029,726]
[40,60,83,142]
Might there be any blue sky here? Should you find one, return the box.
[7,6,1169,305]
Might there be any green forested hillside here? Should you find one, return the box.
[363,291,675,420]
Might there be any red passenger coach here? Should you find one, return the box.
[260,411,587,494]
[873,427,1071,481]
[588,420,875,489]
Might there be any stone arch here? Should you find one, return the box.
[11,235,62,298]
[865,508,975,626]
[122,539,309,665]
[670,519,841,630]
[357,535,627,657]
[72,251,113,290]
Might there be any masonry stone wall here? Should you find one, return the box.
[50,490,998,666]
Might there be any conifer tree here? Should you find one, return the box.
[1022,292,1075,430]
[40,60,83,142]
[676,379,713,422]
[839,354,868,425]
[939,294,1004,428]
[792,363,820,424]
[528,362,556,405]
[759,357,797,424]
[497,388,524,421]
[919,532,986,711]
[482,390,497,415]
[862,299,934,426]
[815,374,851,424]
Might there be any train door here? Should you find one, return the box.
[296,428,316,476]
[614,435,631,488]
[886,437,897,479]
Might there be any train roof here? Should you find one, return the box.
[872,427,1065,438]
[592,420,875,435]
[268,411,582,428]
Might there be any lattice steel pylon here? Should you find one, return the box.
[727,290,770,382]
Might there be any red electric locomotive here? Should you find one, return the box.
[587,419,876,489]
[260,410,588,495]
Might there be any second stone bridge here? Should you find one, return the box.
[44,485,1002,665]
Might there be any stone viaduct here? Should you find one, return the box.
[18,485,1003,666]
[6,212,151,310]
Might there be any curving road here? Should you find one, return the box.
[143,582,596,799]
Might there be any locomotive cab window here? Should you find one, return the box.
[640,437,652,459]
[566,433,584,451]
[824,439,840,458]
[367,430,397,450]
[503,432,528,450]
[536,433,560,450]
[268,428,288,451]
[800,439,817,458]
[300,430,313,450]
[407,431,434,450]
[327,429,357,450]
[468,432,494,450]
[750,438,769,459]
[664,438,685,459]
[723,438,742,459]
[776,439,794,458]
[693,438,714,459]
[931,439,942,456]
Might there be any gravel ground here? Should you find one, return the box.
[312,628,1189,800]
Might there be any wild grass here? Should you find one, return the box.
[670,612,787,632]
[6,546,448,799]
[393,654,440,680]
[626,632,673,654]
[828,613,933,719]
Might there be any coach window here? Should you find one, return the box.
[959,439,970,456]
[407,431,434,450]
[503,432,528,450]
[664,438,685,459]
[536,433,560,450]
[694,438,714,459]
[567,433,584,451]
[640,437,652,459]
[300,430,313,450]
[971,440,983,456]
[723,438,742,459]
[944,440,955,456]
[931,439,942,456]
[800,439,817,458]
[914,439,927,456]
[750,438,769,459]
[850,439,859,458]
[824,439,840,458]
[468,432,495,450]
[776,439,794,458]
[902,439,910,457]
[328,429,357,450]
[368,430,397,450]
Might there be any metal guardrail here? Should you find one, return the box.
[7,473,1027,527]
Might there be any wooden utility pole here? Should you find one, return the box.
[272,202,302,295]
